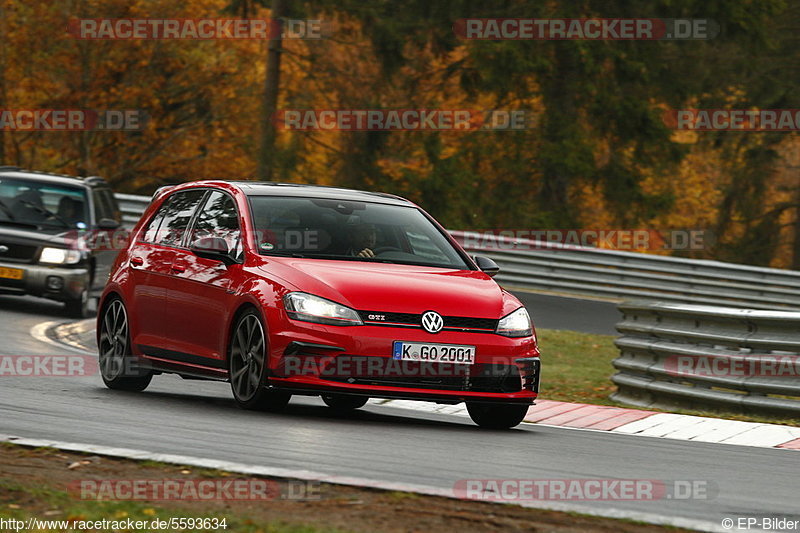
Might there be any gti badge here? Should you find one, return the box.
[0,245,8,253]
[421,310,444,333]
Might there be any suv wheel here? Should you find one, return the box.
[65,289,91,318]
[322,395,369,411]
[466,402,529,429]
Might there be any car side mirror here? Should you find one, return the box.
[97,218,121,230]
[474,255,500,277]
[191,237,235,265]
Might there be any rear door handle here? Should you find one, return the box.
[130,257,144,267]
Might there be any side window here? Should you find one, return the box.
[141,202,169,243]
[190,191,242,258]
[99,189,122,224]
[92,189,113,223]
[143,189,206,247]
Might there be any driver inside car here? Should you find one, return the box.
[347,222,377,258]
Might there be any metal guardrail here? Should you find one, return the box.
[114,196,800,310]
[611,301,800,416]
[450,231,800,310]
[115,193,151,227]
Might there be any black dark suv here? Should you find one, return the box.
[0,167,124,317]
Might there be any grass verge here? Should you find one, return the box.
[0,444,690,533]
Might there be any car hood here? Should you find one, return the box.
[0,225,76,247]
[258,259,512,317]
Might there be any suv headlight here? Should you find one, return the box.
[39,247,81,265]
[496,307,533,337]
[283,292,363,326]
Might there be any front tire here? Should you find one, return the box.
[65,289,91,318]
[322,395,369,411]
[229,309,290,412]
[98,298,152,391]
[466,402,529,429]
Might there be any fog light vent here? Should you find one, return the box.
[46,276,64,291]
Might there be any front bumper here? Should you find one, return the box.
[265,308,541,404]
[0,260,89,301]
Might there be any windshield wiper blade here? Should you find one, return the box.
[18,200,70,228]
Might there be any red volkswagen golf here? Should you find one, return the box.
[97,181,540,428]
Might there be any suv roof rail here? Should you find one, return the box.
[0,165,22,171]
[84,175,108,184]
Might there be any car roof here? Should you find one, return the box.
[223,180,414,207]
[0,167,108,188]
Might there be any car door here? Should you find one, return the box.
[128,189,206,352]
[162,189,243,367]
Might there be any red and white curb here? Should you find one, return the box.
[379,399,800,451]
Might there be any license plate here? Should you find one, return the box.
[392,341,476,364]
[0,267,23,280]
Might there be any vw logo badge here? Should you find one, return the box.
[421,311,444,334]
[0,245,8,253]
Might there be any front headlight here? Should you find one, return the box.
[496,307,533,337]
[283,292,363,326]
[39,247,81,265]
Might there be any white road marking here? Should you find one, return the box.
[29,320,92,355]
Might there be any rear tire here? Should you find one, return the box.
[229,309,290,412]
[98,298,152,392]
[322,395,368,411]
[466,402,529,429]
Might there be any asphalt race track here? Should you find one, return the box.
[1,293,798,531]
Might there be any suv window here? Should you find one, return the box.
[92,189,113,223]
[93,188,121,225]
[141,189,206,247]
[0,177,89,229]
[189,191,242,259]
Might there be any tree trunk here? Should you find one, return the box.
[0,3,7,165]
[257,0,285,181]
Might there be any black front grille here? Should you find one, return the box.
[359,311,498,332]
[0,241,39,263]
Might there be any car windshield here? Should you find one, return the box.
[0,177,89,229]
[248,196,469,269]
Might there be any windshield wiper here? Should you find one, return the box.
[18,200,71,228]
